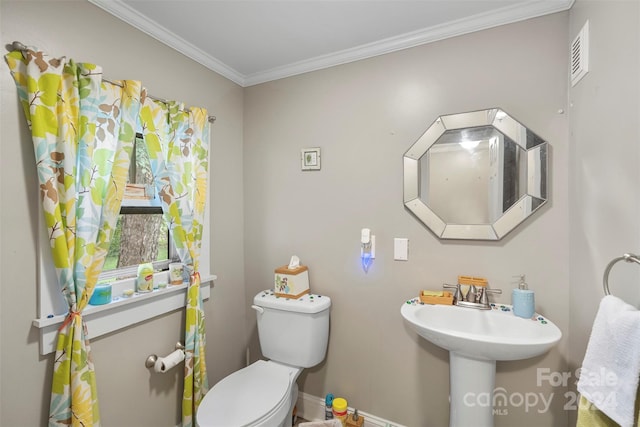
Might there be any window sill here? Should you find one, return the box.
[120,197,161,208]
[33,273,216,355]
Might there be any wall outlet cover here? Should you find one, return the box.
[394,238,409,261]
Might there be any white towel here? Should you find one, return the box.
[577,295,640,427]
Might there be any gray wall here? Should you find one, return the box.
[244,12,570,427]
[2,0,639,426]
[568,0,640,424]
[1,1,246,426]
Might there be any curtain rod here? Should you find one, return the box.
[102,78,216,123]
[8,41,216,123]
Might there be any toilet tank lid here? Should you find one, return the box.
[254,290,331,314]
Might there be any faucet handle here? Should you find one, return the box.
[478,287,501,306]
[482,288,502,306]
[478,287,488,305]
[443,283,463,304]
[467,285,478,302]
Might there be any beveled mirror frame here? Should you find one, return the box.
[403,108,548,240]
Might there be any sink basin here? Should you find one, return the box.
[401,298,562,427]
[401,300,561,360]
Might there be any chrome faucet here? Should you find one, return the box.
[443,283,502,310]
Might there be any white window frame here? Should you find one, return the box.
[32,144,214,356]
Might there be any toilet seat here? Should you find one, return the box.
[196,360,298,427]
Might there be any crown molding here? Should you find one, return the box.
[89,0,574,87]
[244,0,574,86]
[88,0,245,86]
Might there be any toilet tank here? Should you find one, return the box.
[253,290,331,368]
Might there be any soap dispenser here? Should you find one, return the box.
[512,275,535,319]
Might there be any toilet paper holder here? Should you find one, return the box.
[145,342,185,368]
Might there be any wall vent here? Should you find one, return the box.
[571,20,589,87]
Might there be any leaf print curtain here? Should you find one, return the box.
[5,48,141,427]
[139,95,210,427]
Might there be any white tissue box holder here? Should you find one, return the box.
[274,265,310,299]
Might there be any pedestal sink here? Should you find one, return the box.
[401,298,561,427]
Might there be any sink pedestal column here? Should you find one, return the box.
[449,352,496,427]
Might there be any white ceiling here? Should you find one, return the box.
[89,0,573,87]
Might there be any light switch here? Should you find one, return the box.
[394,238,409,261]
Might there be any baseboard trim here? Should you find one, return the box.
[296,391,406,427]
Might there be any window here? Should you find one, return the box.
[101,134,175,279]
[34,135,213,355]
[105,212,169,270]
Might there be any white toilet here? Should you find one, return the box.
[196,289,331,427]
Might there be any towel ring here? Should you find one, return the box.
[602,253,640,295]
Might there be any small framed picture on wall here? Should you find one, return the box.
[301,147,321,171]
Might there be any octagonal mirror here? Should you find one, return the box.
[403,108,548,240]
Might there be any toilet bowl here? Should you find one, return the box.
[196,290,331,427]
[196,360,300,427]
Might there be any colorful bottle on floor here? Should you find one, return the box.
[346,409,365,427]
[332,397,348,426]
[325,393,334,420]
